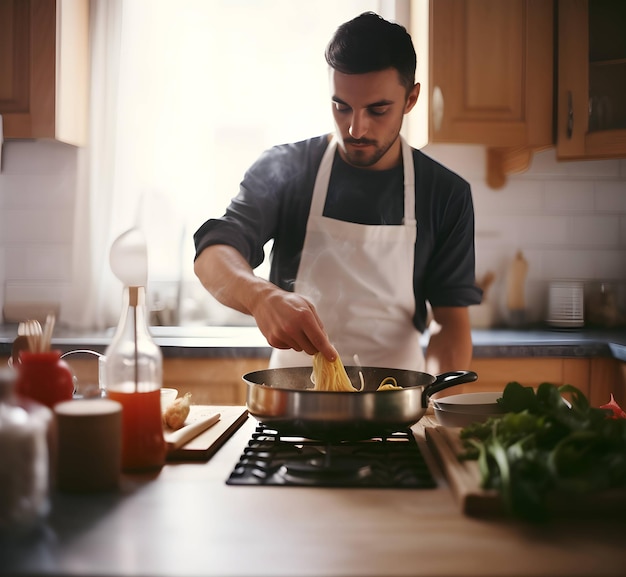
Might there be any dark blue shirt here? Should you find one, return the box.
[194,135,482,332]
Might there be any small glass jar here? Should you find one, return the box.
[0,367,51,533]
[15,350,75,409]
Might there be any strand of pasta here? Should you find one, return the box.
[311,353,402,391]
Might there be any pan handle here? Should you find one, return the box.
[421,370,478,407]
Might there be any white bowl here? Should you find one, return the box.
[432,391,505,415]
[160,388,178,411]
[433,407,503,428]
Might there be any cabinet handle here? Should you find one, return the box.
[566,91,573,139]
[432,86,444,132]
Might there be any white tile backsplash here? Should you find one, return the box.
[0,173,77,209]
[0,139,625,327]
[544,181,595,212]
[1,140,78,175]
[568,216,620,247]
[594,181,626,211]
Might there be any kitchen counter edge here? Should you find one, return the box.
[0,325,625,362]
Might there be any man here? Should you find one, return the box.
[193,12,482,374]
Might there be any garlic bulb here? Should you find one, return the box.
[162,393,191,430]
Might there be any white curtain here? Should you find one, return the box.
[64,0,383,330]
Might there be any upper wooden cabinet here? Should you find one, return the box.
[429,0,553,148]
[409,0,554,188]
[557,0,626,159]
[0,0,89,146]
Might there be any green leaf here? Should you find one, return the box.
[497,381,537,413]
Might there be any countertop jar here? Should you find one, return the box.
[15,350,75,409]
[0,367,51,534]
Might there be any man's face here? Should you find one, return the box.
[330,68,419,171]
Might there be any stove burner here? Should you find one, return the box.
[279,455,373,485]
[226,424,436,488]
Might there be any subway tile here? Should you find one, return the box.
[1,140,79,175]
[0,174,76,209]
[0,248,4,312]
[421,143,486,180]
[541,249,596,280]
[544,181,595,212]
[5,245,73,281]
[568,216,619,247]
[592,250,626,280]
[472,180,544,215]
[561,158,621,178]
[475,215,524,245]
[594,181,626,212]
[524,148,569,177]
[516,215,569,245]
[4,281,67,303]
[1,209,75,243]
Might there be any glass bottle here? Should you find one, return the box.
[104,286,165,472]
[0,367,51,533]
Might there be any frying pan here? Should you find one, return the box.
[243,366,478,440]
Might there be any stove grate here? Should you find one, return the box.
[226,424,436,488]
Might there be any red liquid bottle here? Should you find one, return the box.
[104,286,165,472]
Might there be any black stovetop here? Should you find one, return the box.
[226,423,436,488]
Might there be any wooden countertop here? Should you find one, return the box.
[1,412,624,577]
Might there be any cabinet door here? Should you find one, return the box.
[557,0,626,159]
[0,0,55,139]
[0,0,88,145]
[429,0,553,148]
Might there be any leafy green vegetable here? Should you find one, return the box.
[459,382,626,522]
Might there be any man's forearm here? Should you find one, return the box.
[193,244,272,317]
[425,307,473,374]
[194,244,337,359]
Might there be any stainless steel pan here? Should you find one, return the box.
[243,366,478,440]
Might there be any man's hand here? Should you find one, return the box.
[249,286,337,360]
[194,245,337,361]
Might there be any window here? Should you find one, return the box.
[84,0,402,328]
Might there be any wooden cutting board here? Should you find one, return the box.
[425,425,626,518]
[425,426,503,517]
[166,405,248,462]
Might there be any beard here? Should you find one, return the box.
[340,131,401,168]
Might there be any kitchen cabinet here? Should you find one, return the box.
[19,355,269,406]
[419,0,554,188]
[162,357,268,405]
[588,357,626,407]
[445,356,625,408]
[0,0,89,145]
[557,0,626,159]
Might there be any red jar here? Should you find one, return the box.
[16,351,75,409]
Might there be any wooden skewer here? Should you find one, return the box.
[25,320,38,353]
[42,314,56,352]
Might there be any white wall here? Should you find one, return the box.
[1,139,625,328]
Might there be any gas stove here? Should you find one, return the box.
[226,423,437,488]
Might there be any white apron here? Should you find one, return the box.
[270,136,424,371]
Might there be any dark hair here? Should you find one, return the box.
[325,12,416,92]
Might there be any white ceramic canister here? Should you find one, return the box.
[0,367,51,533]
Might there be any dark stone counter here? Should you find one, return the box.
[0,324,624,362]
